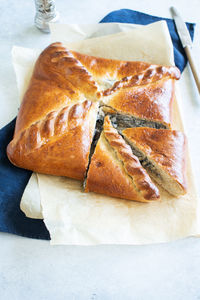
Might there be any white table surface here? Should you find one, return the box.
[1,0,200,299]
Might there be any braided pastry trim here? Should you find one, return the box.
[103,66,180,96]
[11,100,93,154]
[47,43,101,97]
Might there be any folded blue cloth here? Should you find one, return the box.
[0,9,195,240]
[0,119,50,239]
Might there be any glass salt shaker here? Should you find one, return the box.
[34,0,59,33]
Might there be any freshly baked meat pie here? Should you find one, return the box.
[7,42,185,200]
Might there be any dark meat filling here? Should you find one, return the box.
[84,108,164,188]
[140,158,162,179]
[110,114,167,131]
[90,108,105,156]
[83,109,105,187]
[122,136,162,180]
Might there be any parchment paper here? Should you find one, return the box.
[15,21,199,245]
[50,21,174,65]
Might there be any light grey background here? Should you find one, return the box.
[1,0,200,299]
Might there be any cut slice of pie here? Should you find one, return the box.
[122,127,187,196]
[7,100,99,180]
[85,116,160,202]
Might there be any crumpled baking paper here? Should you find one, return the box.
[13,21,199,245]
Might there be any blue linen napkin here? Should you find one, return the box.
[0,9,195,240]
[0,119,50,239]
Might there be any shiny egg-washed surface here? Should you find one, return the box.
[122,127,187,193]
[8,100,99,180]
[13,42,180,136]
